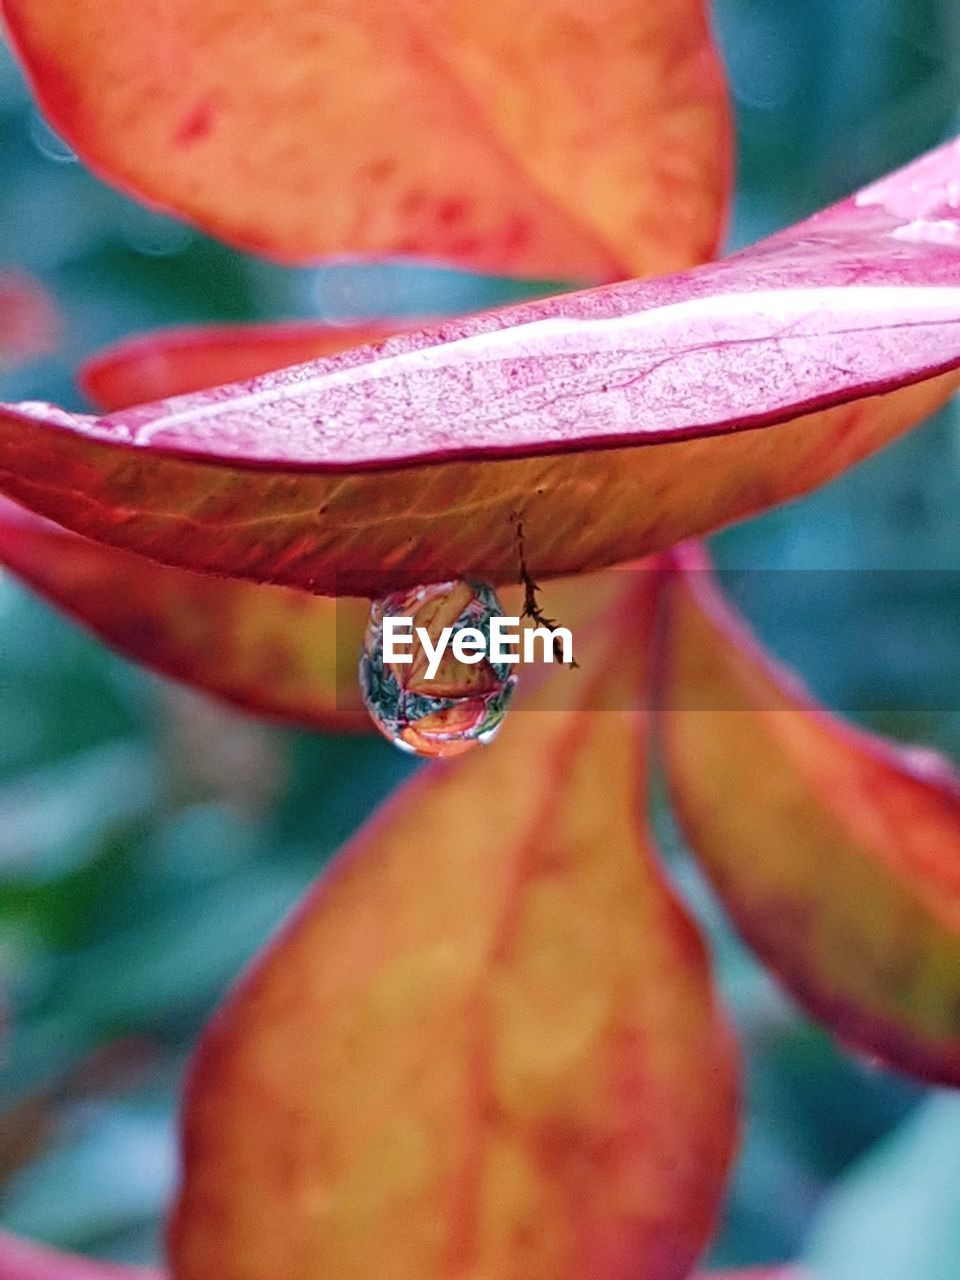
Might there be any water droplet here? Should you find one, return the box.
[359,579,517,758]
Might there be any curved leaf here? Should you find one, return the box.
[657,546,960,1086]
[0,497,624,730]
[81,321,426,411]
[3,0,730,280]
[170,582,738,1280]
[1,142,960,596]
[67,320,412,728]
[0,499,370,731]
[0,1232,160,1279]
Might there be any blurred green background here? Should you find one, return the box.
[1,1,960,1275]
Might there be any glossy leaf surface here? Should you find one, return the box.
[658,548,960,1085]
[3,0,730,279]
[1,143,960,595]
[170,583,738,1280]
[81,321,425,410]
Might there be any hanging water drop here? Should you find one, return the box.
[359,579,517,758]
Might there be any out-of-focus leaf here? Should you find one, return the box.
[170,581,737,1280]
[0,500,370,731]
[803,1094,960,1280]
[0,501,620,731]
[0,273,57,367]
[0,1246,796,1280]
[81,321,427,411]
[657,546,960,1085]
[1,141,960,594]
[3,0,730,280]
[0,1231,160,1278]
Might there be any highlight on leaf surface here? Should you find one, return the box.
[170,579,738,1280]
[657,546,960,1086]
[1,140,960,596]
[3,0,731,280]
[81,320,427,411]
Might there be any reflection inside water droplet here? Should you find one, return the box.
[359,579,517,758]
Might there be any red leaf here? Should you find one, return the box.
[657,545,960,1086]
[3,0,730,279]
[0,1232,160,1280]
[81,321,427,411]
[170,582,738,1280]
[61,319,423,725]
[1,141,959,595]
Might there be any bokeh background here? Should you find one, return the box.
[2,1,960,1275]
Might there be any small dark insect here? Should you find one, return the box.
[512,511,579,668]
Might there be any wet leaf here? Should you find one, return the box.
[657,546,960,1086]
[170,581,737,1280]
[81,321,427,411]
[4,0,730,279]
[1,142,959,595]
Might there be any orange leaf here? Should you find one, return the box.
[81,321,428,410]
[4,1,730,279]
[0,499,370,731]
[657,547,960,1085]
[0,497,624,731]
[0,1237,795,1280]
[170,581,738,1280]
[0,1232,160,1280]
[0,1234,797,1280]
